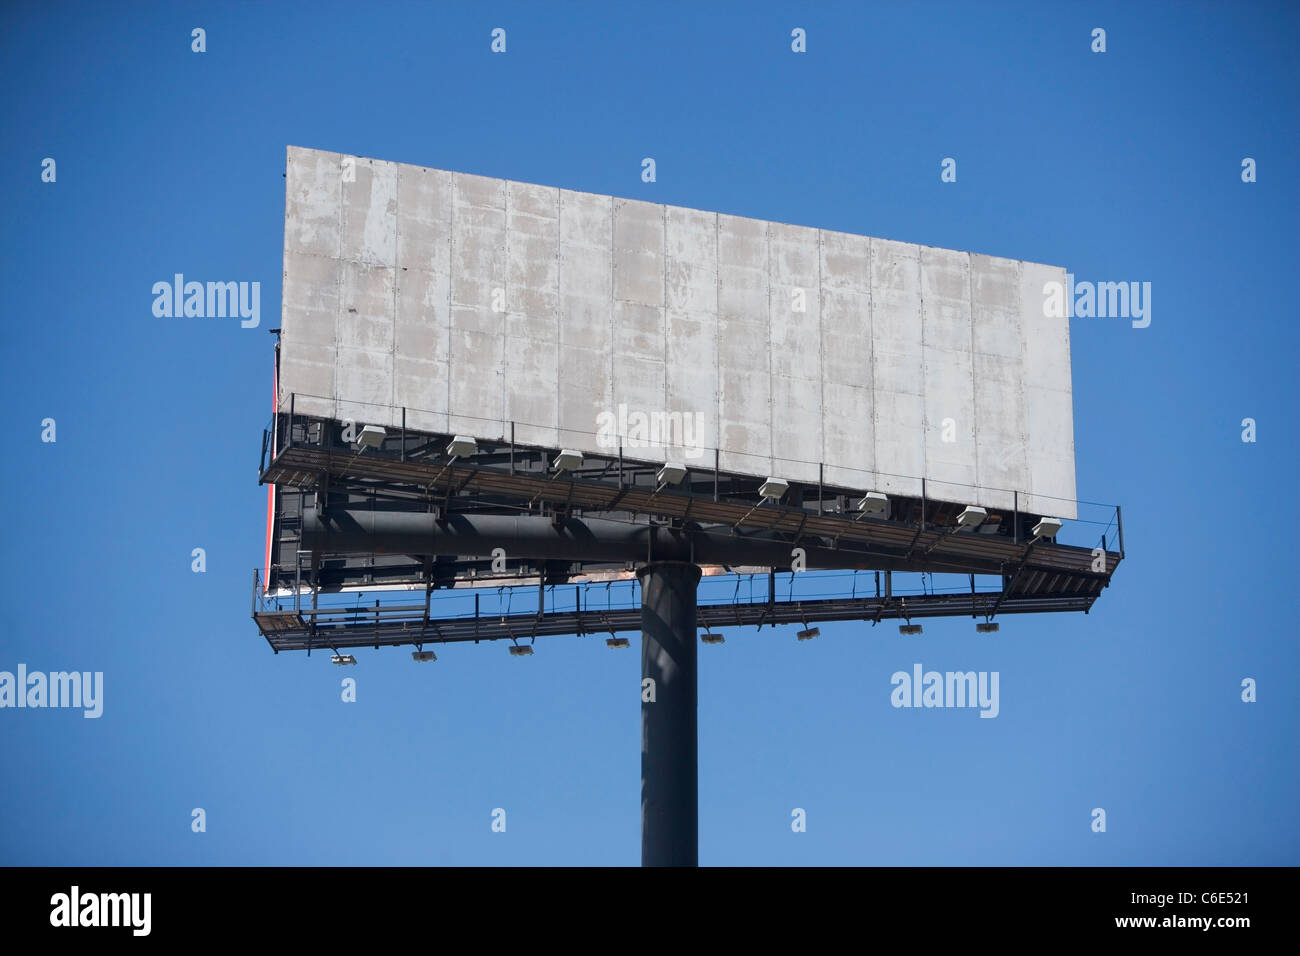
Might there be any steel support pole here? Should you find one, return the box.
[638,561,701,867]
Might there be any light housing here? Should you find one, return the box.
[796,627,820,641]
[357,424,386,449]
[446,435,478,458]
[856,492,888,515]
[976,622,1000,634]
[700,632,725,645]
[552,449,583,472]
[508,645,534,656]
[656,462,687,486]
[1032,517,1063,539]
[758,477,789,500]
[412,650,438,662]
[606,637,630,649]
[956,505,987,530]
[331,654,357,665]
[898,624,923,636]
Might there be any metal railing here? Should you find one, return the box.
[266,389,1121,554]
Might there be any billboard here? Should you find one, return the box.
[279,146,1076,519]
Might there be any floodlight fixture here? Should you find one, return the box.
[700,631,725,645]
[446,435,478,458]
[656,462,688,486]
[796,626,820,641]
[606,637,630,649]
[553,449,583,473]
[956,505,987,530]
[976,622,1000,634]
[1032,517,1063,540]
[357,425,386,449]
[412,650,438,662]
[758,477,789,500]
[331,654,357,665]
[898,624,923,636]
[508,644,534,656]
[857,491,888,515]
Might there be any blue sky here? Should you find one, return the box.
[1,0,1296,865]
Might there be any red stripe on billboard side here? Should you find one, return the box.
[264,357,277,594]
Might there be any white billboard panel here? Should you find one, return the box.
[279,146,1077,519]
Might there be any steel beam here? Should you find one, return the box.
[638,562,701,867]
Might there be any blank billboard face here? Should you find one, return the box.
[279,146,1076,519]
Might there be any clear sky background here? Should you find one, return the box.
[1,0,1296,866]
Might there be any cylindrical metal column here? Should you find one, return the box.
[638,561,701,867]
